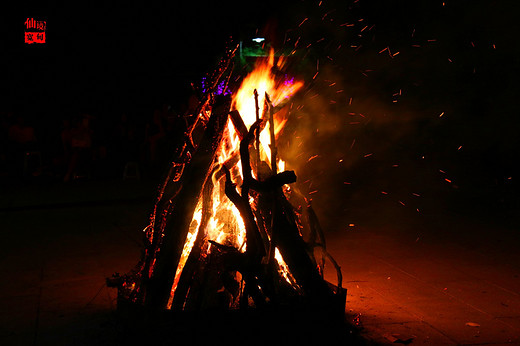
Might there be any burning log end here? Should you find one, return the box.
[277,170,296,183]
[229,110,248,140]
[249,170,297,192]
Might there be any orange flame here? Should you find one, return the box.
[167,49,303,308]
[232,49,303,166]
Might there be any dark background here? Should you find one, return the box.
[1,0,519,232]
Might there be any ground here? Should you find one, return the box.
[325,192,520,345]
[1,177,519,345]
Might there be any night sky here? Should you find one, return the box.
[2,0,519,224]
[3,1,518,111]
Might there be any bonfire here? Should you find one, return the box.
[110,45,345,318]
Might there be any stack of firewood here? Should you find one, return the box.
[110,47,345,316]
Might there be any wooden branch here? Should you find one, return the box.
[313,244,343,291]
[265,92,278,270]
[254,89,261,178]
[265,92,277,174]
[222,166,243,208]
[222,166,265,259]
[237,119,296,192]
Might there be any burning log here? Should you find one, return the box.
[228,110,248,141]
[144,95,231,309]
[169,172,214,311]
